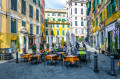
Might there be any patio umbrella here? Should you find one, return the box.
[49,35,52,51]
[35,35,40,54]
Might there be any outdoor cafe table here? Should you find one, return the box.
[45,54,59,61]
[28,55,40,61]
[63,55,79,64]
[77,51,87,59]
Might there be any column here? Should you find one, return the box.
[26,35,29,53]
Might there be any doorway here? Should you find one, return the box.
[108,31,113,52]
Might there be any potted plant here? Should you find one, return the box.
[30,44,36,53]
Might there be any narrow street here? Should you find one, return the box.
[0,44,120,79]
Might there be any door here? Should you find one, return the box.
[11,40,16,52]
[108,31,113,52]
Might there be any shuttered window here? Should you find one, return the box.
[53,24,55,28]
[81,21,84,26]
[62,24,65,28]
[107,3,112,18]
[51,30,53,35]
[100,13,102,23]
[57,31,59,35]
[96,18,98,26]
[75,8,77,14]
[29,5,33,18]
[21,0,26,15]
[36,26,39,34]
[93,0,95,13]
[75,21,78,26]
[62,31,65,35]
[11,0,17,11]
[111,0,116,13]
[36,9,39,21]
[46,31,48,35]
[30,24,33,35]
[22,21,26,27]
[11,18,17,33]
[57,24,59,28]
[33,0,36,4]
[67,25,70,28]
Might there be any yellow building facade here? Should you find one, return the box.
[91,0,120,51]
[45,8,70,43]
[0,0,44,51]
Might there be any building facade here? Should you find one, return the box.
[66,0,87,39]
[89,0,120,53]
[45,8,70,43]
[0,0,45,51]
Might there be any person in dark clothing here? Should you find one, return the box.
[75,41,79,49]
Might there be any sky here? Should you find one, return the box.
[45,0,68,9]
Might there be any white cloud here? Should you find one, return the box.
[45,0,68,9]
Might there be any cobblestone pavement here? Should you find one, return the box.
[0,44,120,79]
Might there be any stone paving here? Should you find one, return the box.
[0,44,120,79]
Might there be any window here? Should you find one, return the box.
[93,0,95,13]
[96,18,98,26]
[71,9,72,14]
[81,17,83,20]
[22,21,26,27]
[62,31,65,35]
[53,24,55,28]
[75,8,77,14]
[57,31,59,35]
[11,18,17,33]
[36,26,39,34]
[52,13,56,16]
[51,24,53,27]
[81,21,84,26]
[58,13,61,16]
[46,24,48,27]
[75,29,77,34]
[53,18,55,21]
[62,24,65,28]
[75,2,77,5]
[51,30,53,35]
[33,0,36,4]
[48,13,50,16]
[57,24,59,28]
[111,0,116,13]
[100,13,102,23]
[75,17,77,20]
[29,5,33,18]
[81,29,84,34]
[81,8,83,14]
[62,19,65,22]
[75,21,77,26]
[21,0,26,15]
[97,0,99,6]
[36,9,39,21]
[30,24,33,35]
[63,14,65,17]
[81,3,83,6]
[71,22,72,26]
[67,25,70,28]
[46,30,48,35]
[11,0,17,11]
[107,3,111,18]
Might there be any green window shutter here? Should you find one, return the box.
[111,0,116,13]
[46,31,48,35]
[11,18,17,33]
[51,31,53,35]
[53,24,55,28]
[51,24,52,27]
[57,24,59,28]
[81,21,84,26]
[62,31,64,35]
[36,9,39,21]
[21,0,26,15]
[22,21,26,27]
[62,25,64,28]
[93,0,95,13]
[97,0,99,6]
[96,18,98,26]
[11,0,17,11]
[46,24,48,27]
[33,0,36,4]
[57,31,59,35]
[53,18,55,21]
[107,3,112,18]
[30,24,33,35]
[29,5,33,18]
[36,26,39,34]
[100,13,102,23]
[67,25,70,28]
